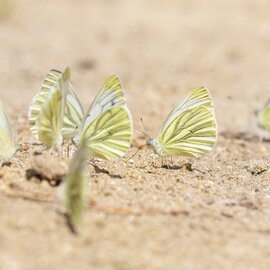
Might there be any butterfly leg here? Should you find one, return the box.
[170,157,174,167]
[89,158,99,168]
[60,147,64,159]
[67,142,74,158]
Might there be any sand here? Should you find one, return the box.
[1,0,270,269]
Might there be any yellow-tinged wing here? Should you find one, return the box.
[60,140,88,232]
[0,102,16,163]
[79,106,132,160]
[152,87,217,157]
[158,87,214,134]
[257,100,270,131]
[61,68,84,140]
[37,88,65,149]
[29,70,62,137]
[81,75,126,129]
[73,75,132,160]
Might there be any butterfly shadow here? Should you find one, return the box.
[161,162,205,173]
[161,164,181,170]
[90,162,122,179]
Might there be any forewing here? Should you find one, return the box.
[59,67,84,140]
[62,82,84,140]
[158,87,214,134]
[80,106,132,160]
[81,75,126,130]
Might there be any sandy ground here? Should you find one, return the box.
[1,0,270,269]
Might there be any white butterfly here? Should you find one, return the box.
[146,87,217,158]
[71,75,133,160]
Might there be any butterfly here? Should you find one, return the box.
[60,140,88,233]
[69,75,133,160]
[146,87,217,158]
[0,101,17,165]
[257,100,270,131]
[28,68,83,149]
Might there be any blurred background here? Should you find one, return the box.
[1,0,270,134]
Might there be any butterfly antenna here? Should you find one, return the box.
[126,144,145,162]
[140,117,151,137]
[134,127,150,139]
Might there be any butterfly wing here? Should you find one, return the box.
[29,70,62,137]
[257,100,270,131]
[156,87,217,157]
[61,68,84,140]
[60,141,88,231]
[37,87,66,149]
[81,75,126,130]
[0,102,16,163]
[62,83,84,140]
[74,75,132,159]
[79,106,132,160]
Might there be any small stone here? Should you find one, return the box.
[26,154,69,186]
[247,160,268,175]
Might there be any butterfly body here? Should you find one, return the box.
[146,138,166,156]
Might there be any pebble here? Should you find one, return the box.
[247,160,268,175]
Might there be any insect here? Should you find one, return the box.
[59,140,88,233]
[257,100,270,131]
[28,68,83,149]
[145,87,217,158]
[70,75,133,160]
[0,101,17,165]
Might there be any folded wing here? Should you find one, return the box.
[157,87,217,157]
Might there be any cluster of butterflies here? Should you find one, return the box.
[1,67,270,231]
[0,66,219,165]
